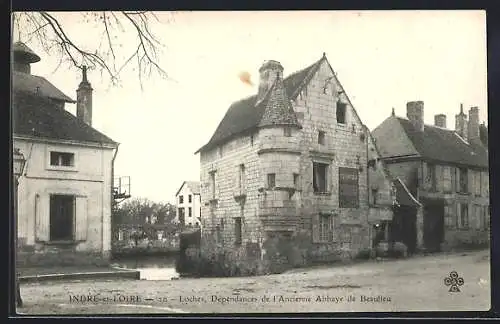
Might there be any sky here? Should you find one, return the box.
[13,10,488,204]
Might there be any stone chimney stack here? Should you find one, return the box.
[434,114,447,128]
[12,42,41,74]
[455,103,468,141]
[406,101,425,132]
[256,60,284,104]
[76,66,93,126]
[468,106,480,141]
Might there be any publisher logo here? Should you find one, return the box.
[444,271,464,292]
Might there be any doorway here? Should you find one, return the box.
[423,200,445,252]
[391,205,417,254]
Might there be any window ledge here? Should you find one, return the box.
[44,240,78,246]
[314,191,331,196]
[46,166,78,172]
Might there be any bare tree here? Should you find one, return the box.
[12,11,175,89]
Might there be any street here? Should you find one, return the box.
[17,249,490,314]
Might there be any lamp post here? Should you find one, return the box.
[13,148,26,308]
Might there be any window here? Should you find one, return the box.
[318,131,326,145]
[178,208,185,225]
[234,217,242,245]
[284,127,292,137]
[427,163,436,191]
[293,173,300,190]
[319,214,334,242]
[188,195,192,203]
[313,162,328,193]
[50,195,75,241]
[239,164,246,190]
[458,168,468,193]
[339,167,359,208]
[444,205,454,228]
[50,152,74,167]
[474,171,481,196]
[459,203,469,229]
[188,207,192,217]
[443,166,452,192]
[371,188,379,205]
[267,173,276,189]
[179,195,184,204]
[337,102,347,124]
[210,172,216,199]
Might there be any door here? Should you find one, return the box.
[423,201,445,252]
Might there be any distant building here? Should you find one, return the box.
[195,54,396,270]
[372,102,489,252]
[13,42,119,266]
[175,181,201,226]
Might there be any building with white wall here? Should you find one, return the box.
[174,181,201,226]
[13,42,119,266]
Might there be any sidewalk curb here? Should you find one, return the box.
[19,269,140,283]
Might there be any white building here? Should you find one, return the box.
[13,42,119,266]
[175,181,201,226]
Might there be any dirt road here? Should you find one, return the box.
[17,249,490,314]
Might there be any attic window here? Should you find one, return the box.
[318,131,326,145]
[337,102,347,124]
[50,152,75,167]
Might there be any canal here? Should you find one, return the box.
[111,254,180,280]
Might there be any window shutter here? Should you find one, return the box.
[450,167,456,192]
[421,163,428,189]
[455,168,460,192]
[75,196,88,241]
[35,194,50,242]
[435,165,442,191]
[312,214,320,243]
[455,202,461,228]
[467,170,474,194]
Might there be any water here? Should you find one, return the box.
[112,254,180,281]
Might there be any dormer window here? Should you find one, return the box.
[50,152,74,167]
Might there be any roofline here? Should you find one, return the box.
[395,177,422,208]
[195,127,257,155]
[13,134,118,149]
[380,153,488,170]
[175,181,187,197]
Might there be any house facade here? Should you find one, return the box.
[175,181,201,227]
[195,54,396,270]
[13,42,119,266]
[372,102,489,252]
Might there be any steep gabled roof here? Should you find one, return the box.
[13,91,116,145]
[175,181,201,197]
[395,117,488,168]
[195,56,324,153]
[13,71,76,103]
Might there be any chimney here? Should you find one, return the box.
[406,101,424,132]
[468,106,480,141]
[76,66,93,126]
[12,42,41,74]
[455,103,468,141]
[434,114,447,128]
[256,60,284,103]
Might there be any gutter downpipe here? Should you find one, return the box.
[109,143,120,259]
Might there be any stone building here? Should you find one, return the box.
[372,102,489,252]
[12,42,119,266]
[194,54,396,270]
[175,181,202,227]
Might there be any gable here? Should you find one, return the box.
[195,57,323,154]
[175,181,201,197]
[371,116,420,159]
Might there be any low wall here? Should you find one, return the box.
[17,245,110,268]
[441,228,490,251]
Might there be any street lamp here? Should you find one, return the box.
[13,148,26,308]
